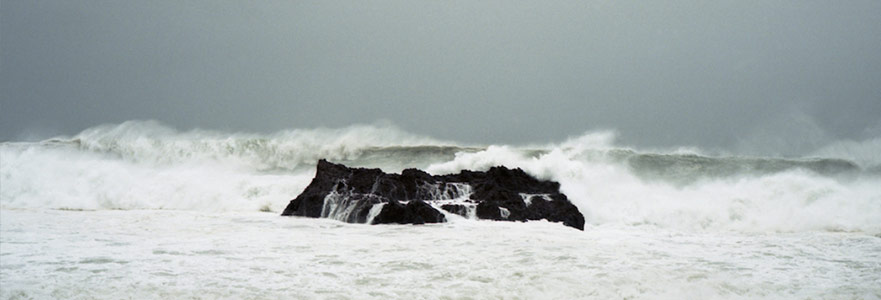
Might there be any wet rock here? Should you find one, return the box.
[281,159,585,230]
[372,200,446,225]
[440,204,470,218]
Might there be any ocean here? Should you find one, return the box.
[1,121,880,299]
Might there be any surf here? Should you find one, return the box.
[1,120,879,233]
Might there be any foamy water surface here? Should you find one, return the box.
[2,210,879,299]
[2,121,880,299]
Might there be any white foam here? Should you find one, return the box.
[499,207,510,219]
[426,134,881,233]
[417,182,472,201]
[366,203,386,224]
[2,210,879,299]
[520,193,553,206]
[0,140,311,213]
[0,121,446,212]
[3,123,879,233]
[63,120,451,170]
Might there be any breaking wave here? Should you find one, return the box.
[1,120,879,233]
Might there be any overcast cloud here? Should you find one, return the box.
[2,1,880,153]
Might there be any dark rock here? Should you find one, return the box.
[372,200,446,225]
[440,204,469,218]
[475,201,503,220]
[281,159,585,230]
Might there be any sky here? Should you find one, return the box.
[2,1,880,154]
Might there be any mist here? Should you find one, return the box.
[2,1,880,155]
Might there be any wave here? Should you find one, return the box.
[36,120,468,171]
[2,120,879,233]
[426,146,880,233]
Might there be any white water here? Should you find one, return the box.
[2,121,881,299]
[2,210,879,299]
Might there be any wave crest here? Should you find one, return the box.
[2,122,879,234]
[50,120,454,171]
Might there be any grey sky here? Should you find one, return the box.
[2,1,880,153]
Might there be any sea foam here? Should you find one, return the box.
[2,120,879,233]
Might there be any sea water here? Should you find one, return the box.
[2,121,880,299]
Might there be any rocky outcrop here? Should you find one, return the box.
[281,159,585,230]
